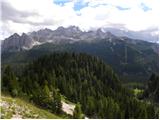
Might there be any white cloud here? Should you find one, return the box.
[81,0,159,30]
[0,0,159,39]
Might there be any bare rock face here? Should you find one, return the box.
[2,33,21,52]
[20,33,34,49]
[2,26,116,52]
[2,33,34,52]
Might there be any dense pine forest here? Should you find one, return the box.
[2,52,159,119]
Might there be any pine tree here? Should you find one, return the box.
[41,81,51,107]
[2,65,19,97]
[86,96,95,116]
[10,75,19,97]
[52,89,62,114]
[73,102,84,119]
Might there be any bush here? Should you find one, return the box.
[11,89,18,97]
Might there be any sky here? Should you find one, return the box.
[0,0,159,39]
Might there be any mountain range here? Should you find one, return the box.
[1,26,159,84]
[102,27,158,43]
[1,26,158,52]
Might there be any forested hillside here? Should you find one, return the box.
[2,38,158,84]
[2,52,158,119]
[142,73,159,103]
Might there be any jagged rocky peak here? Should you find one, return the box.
[21,33,32,43]
[44,28,53,32]
[56,26,65,31]
[29,28,53,42]
[97,28,104,33]
[67,26,81,31]
[38,28,53,33]
[53,26,82,38]
[20,33,34,48]
[105,31,114,36]
[9,33,20,39]
[2,26,128,52]
[3,33,20,46]
[13,33,20,36]
[66,26,82,34]
[21,33,32,41]
[29,28,53,36]
[105,31,117,39]
[96,28,105,37]
[56,26,82,33]
[21,33,28,37]
[54,26,66,35]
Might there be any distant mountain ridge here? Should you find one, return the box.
[1,26,114,52]
[2,26,158,52]
[102,27,158,43]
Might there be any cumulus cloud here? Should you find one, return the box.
[0,0,159,39]
[1,1,40,24]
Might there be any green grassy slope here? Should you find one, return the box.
[0,95,61,119]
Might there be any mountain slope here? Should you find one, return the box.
[1,26,158,84]
[142,73,159,103]
[103,27,158,43]
[2,52,157,118]
[2,37,158,83]
[0,95,61,119]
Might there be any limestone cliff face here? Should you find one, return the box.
[2,26,117,52]
[2,33,34,52]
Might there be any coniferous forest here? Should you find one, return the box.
[1,52,159,119]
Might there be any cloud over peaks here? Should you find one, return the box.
[0,0,159,39]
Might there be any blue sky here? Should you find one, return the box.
[53,0,70,6]
[140,3,152,11]
[53,0,152,11]
[53,0,89,11]
[116,6,130,11]
[1,0,159,39]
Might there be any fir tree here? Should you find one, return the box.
[73,102,84,119]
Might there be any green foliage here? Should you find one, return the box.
[133,88,143,98]
[143,73,159,103]
[41,82,51,107]
[11,89,18,97]
[2,53,158,119]
[2,65,19,97]
[51,90,62,114]
[73,103,84,119]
